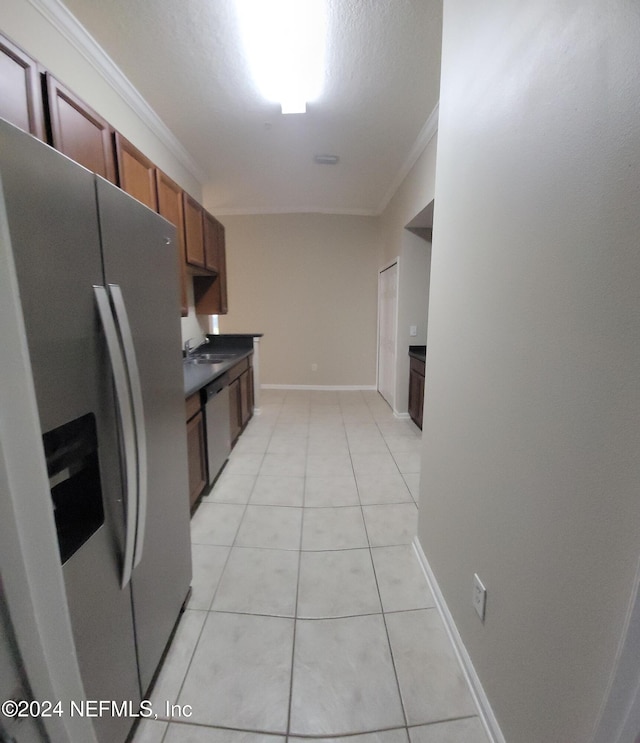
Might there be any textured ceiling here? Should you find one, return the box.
[59,0,442,214]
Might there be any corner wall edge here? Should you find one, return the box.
[412,536,506,743]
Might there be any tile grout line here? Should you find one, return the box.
[301,388,419,741]
[359,393,411,733]
[285,387,309,738]
[204,399,283,610]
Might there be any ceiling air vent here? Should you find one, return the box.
[313,154,340,165]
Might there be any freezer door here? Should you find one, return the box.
[95,177,192,693]
[0,119,141,742]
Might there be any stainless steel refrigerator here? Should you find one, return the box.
[0,118,192,743]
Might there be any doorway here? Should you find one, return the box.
[377,261,398,408]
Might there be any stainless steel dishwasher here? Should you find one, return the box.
[201,373,231,487]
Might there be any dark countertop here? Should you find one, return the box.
[409,345,426,362]
[183,335,261,397]
[183,348,253,398]
[213,333,263,339]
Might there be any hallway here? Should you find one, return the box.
[133,389,489,743]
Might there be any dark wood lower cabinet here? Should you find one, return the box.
[228,355,254,447]
[185,356,254,510]
[229,378,242,444]
[408,357,425,429]
[240,369,252,427]
[186,393,207,508]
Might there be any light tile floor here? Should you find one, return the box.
[133,390,490,743]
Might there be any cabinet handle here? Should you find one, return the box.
[93,285,137,588]
[108,284,148,571]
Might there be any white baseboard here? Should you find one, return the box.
[393,410,410,419]
[261,384,377,391]
[412,537,506,743]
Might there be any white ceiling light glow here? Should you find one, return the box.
[235,0,326,114]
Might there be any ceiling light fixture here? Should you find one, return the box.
[235,0,326,114]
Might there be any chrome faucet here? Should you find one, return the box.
[184,335,208,359]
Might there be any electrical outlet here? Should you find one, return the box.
[311,363,318,372]
[472,573,487,621]
[409,325,417,337]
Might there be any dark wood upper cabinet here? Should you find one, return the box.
[203,210,222,273]
[45,73,116,183]
[0,33,45,140]
[193,273,228,315]
[216,221,228,314]
[156,169,188,316]
[183,192,205,268]
[0,32,233,320]
[114,132,158,210]
[194,211,228,314]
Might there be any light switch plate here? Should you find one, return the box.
[409,325,417,337]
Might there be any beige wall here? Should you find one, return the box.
[216,137,438,395]
[379,133,438,267]
[1,0,201,198]
[378,134,437,413]
[218,213,380,387]
[420,2,640,742]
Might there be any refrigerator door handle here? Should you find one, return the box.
[108,284,148,571]
[93,285,138,589]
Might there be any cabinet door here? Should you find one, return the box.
[156,169,188,316]
[216,220,228,314]
[196,214,228,315]
[416,373,425,430]
[45,73,116,183]
[408,370,420,428]
[186,410,207,508]
[239,369,252,427]
[229,378,242,444]
[0,33,45,140]
[248,365,254,412]
[408,369,425,430]
[183,193,205,268]
[114,132,158,210]
[203,209,221,273]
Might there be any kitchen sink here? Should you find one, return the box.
[188,353,235,364]
[196,353,235,361]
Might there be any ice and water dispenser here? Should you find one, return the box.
[42,414,104,563]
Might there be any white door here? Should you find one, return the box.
[378,262,398,407]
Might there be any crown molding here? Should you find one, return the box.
[375,102,439,215]
[27,0,208,185]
